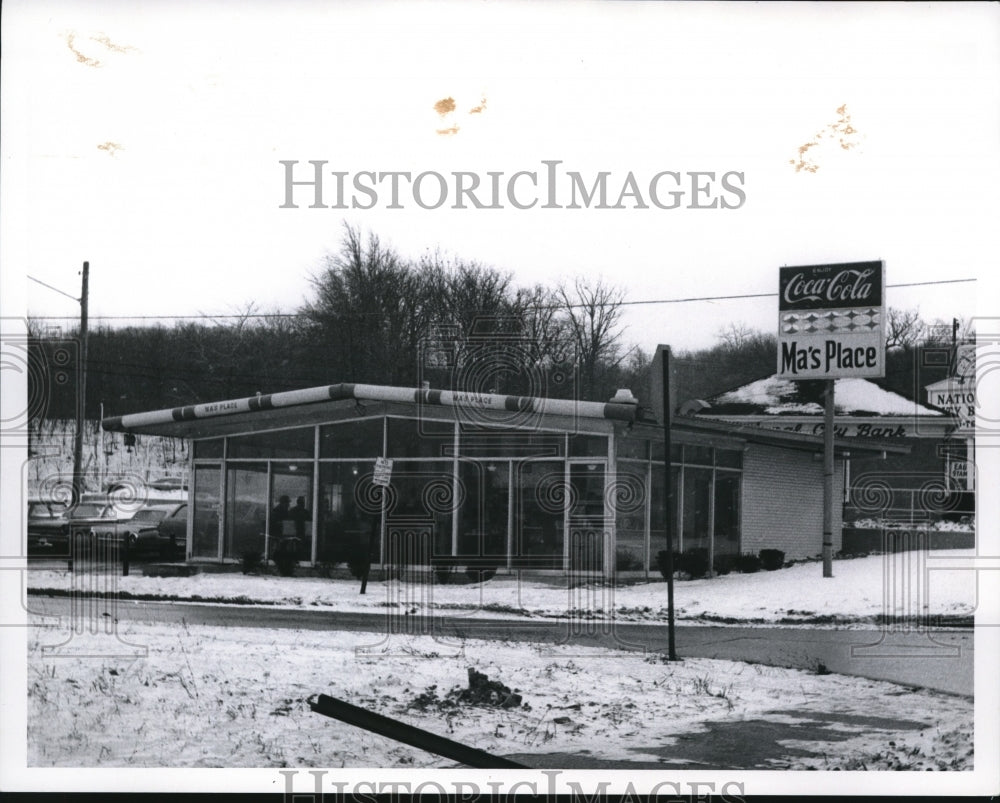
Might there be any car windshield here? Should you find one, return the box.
[69,504,106,518]
[28,503,68,519]
[131,509,168,523]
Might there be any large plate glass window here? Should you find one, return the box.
[225,464,268,560]
[191,466,221,559]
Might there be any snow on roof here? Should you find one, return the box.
[708,375,942,417]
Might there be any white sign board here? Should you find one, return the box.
[927,381,975,433]
[777,261,886,379]
[372,457,393,487]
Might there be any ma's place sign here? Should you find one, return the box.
[777,261,886,379]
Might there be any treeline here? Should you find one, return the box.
[27,225,963,422]
[30,225,646,420]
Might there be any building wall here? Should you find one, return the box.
[741,444,844,559]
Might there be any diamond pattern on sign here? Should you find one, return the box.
[779,307,883,336]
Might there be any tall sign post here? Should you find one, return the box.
[72,261,90,509]
[359,457,394,594]
[777,261,886,577]
[650,345,678,660]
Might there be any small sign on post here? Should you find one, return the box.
[360,457,393,596]
[373,457,394,487]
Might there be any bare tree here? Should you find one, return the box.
[513,284,568,365]
[885,307,926,350]
[301,223,427,385]
[556,277,629,400]
[716,321,758,351]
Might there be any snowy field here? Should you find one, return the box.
[26,549,979,625]
[27,620,971,770]
[23,549,978,771]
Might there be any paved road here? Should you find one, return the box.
[27,594,973,695]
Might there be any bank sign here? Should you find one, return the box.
[777,261,886,379]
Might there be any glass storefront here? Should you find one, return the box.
[188,416,742,575]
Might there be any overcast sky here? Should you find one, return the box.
[2,1,997,356]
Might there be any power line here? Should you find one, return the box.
[27,276,977,321]
[27,275,80,303]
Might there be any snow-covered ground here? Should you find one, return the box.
[23,549,978,771]
[27,549,978,625]
[27,620,971,770]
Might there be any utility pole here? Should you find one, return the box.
[822,379,835,578]
[71,261,89,506]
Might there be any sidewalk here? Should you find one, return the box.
[25,549,978,626]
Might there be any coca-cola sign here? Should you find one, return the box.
[777,260,886,380]
[779,261,883,311]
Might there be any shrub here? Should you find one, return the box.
[679,548,710,579]
[655,549,711,579]
[737,553,762,573]
[654,550,678,579]
[759,549,786,571]
[241,549,263,574]
[712,553,737,576]
[615,547,643,572]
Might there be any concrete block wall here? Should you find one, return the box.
[741,444,844,560]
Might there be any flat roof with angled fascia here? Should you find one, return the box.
[101,382,908,459]
[101,383,637,440]
[632,414,910,458]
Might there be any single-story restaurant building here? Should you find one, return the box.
[692,375,973,525]
[101,383,904,577]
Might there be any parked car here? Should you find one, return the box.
[94,502,187,559]
[153,502,188,560]
[27,501,118,556]
[28,499,70,522]
[26,498,70,555]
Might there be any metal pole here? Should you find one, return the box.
[662,348,678,659]
[72,261,89,507]
[822,379,835,578]
[310,694,528,768]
